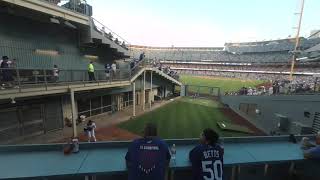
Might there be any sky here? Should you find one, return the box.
[86,0,320,47]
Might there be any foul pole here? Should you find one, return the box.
[289,0,305,80]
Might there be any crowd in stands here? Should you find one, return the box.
[225,76,320,96]
[225,37,320,53]
[130,38,320,64]
[168,63,320,74]
[131,49,292,63]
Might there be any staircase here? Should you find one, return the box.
[129,61,182,86]
[312,112,320,133]
[150,68,182,85]
[82,18,130,57]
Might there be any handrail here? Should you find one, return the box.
[92,17,130,46]
[0,135,315,179]
[0,68,131,92]
[0,61,182,94]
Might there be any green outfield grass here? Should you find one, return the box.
[179,75,265,94]
[118,98,249,138]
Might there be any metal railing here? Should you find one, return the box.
[0,59,181,93]
[129,58,181,81]
[0,68,131,92]
[78,100,134,118]
[92,18,129,50]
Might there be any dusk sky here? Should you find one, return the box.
[87,0,319,47]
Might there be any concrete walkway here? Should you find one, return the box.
[11,97,180,144]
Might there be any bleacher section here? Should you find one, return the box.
[130,37,320,63]
[225,38,320,53]
[130,47,292,63]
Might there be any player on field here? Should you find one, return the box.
[125,123,171,180]
[189,128,224,180]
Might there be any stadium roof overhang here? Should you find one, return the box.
[0,0,90,26]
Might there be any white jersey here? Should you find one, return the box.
[53,68,59,77]
[111,64,116,71]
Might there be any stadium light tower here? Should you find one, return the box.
[289,0,305,80]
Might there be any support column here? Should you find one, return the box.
[89,98,92,116]
[132,82,136,117]
[127,92,130,107]
[100,96,103,114]
[117,95,119,111]
[150,71,153,109]
[70,89,77,137]
[142,71,146,111]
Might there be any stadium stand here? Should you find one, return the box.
[224,37,320,53]
[130,37,320,88]
[2,1,320,180]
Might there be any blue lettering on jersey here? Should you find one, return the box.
[189,144,224,180]
[126,137,171,180]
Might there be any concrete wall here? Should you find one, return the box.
[0,13,114,70]
[221,95,320,134]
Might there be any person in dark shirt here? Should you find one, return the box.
[125,123,171,180]
[1,56,14,89]
[189,128,224,180]
[139,52,145,61]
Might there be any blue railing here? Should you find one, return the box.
[0,135,318,180]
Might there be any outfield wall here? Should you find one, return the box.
[221,95,320,135]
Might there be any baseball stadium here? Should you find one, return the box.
[0,0,320,180]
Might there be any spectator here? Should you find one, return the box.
[189,128,224,180]
[84,120,97,142]
[0,56,5,88]
[88,61,96,81]
[130,60,135,70]
[111,62,116,79]
[139,52,145,62]
[121,41,126,48]
[0,56,13,89]
[105,64,111,82]
[115,38,119,44]
[125,123,171,180]
[53,65,59,82]
[303,132,320,159]
[107,32,113,40]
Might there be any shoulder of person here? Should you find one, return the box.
[152,137,166,144]
[132,137,144,144]
[191,144,204,152]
